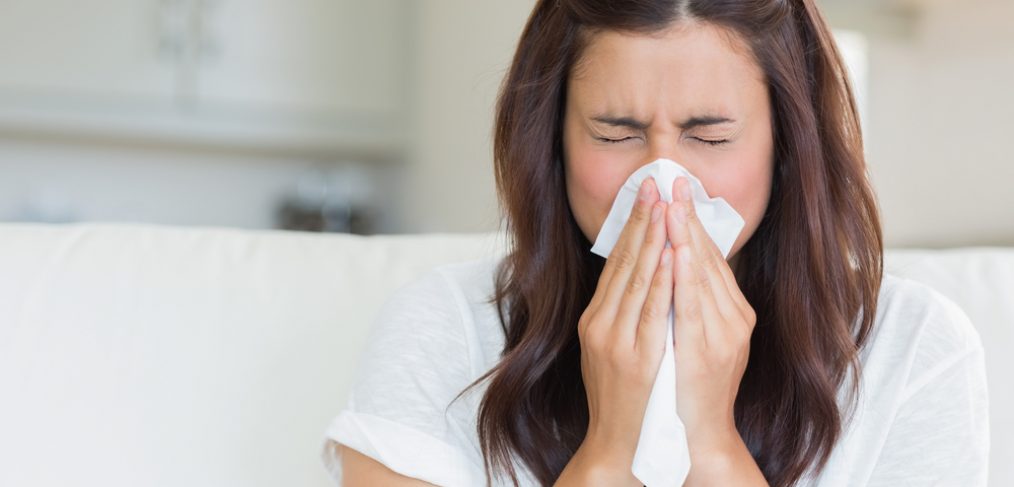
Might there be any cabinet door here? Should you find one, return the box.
[196,0,409,120]
[0,0,173,102]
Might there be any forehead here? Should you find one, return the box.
[568,21,766,117]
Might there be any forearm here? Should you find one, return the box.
[554,440,642,487]
[684,428,768,487]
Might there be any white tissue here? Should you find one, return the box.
[589,158,745,487]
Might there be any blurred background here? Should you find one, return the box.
[0,0,1010,247]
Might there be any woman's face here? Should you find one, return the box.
[563,21,774,261]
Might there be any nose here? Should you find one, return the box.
[642,138,701,198]
[646,146,698,176]
[646,133,689,167]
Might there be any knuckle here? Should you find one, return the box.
[700,253,720,272]
[744,306,757,328]
[626,272,649,294]
[685,201,698,220]
[640,301,662,323]
[692,267,710,289]
[654,264,669,285]
[642,229,658,247]
[612,248,637,271]
[630,202,651,223]
[644,219,663,241]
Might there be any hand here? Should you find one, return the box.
[665,176,758,454]
[570,176,674,482]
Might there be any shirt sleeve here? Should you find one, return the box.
[866,298,991,486]
[319,267,485,487]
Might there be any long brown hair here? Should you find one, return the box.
[454,0,883,485]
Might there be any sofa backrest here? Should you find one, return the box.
[0,222,1009,486]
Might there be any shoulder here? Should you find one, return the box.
[857,273,987,407]
[831,274,992,486]
[428,255,503,312]
[871,273,983,361]
[389,255,501,313]
[372,255,501,340]
[429,256,510,370]
[360,255,506,380]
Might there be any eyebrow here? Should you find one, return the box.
[591,114,736,131]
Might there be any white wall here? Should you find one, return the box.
[864,0,1014,247]
[400,0,536,234]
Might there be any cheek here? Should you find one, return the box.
[699,156,773,256]
[565,144,632,242]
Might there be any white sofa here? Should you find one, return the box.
[0,222,1010,487]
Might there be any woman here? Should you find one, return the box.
[322,0,990,485]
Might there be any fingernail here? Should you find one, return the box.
[651,203,663,223]
[639,178,653,202]
[678,179,691,201]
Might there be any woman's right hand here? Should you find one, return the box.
[557,177,673,486]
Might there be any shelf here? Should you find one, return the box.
[0,91,406,162]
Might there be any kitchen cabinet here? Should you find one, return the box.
[0,0,411,160]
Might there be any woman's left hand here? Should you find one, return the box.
[665,176,758,457]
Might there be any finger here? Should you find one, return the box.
[683,204,753,330]
[665,177,692,252]
[674,243,731,349]
[670,178,738,346]
[676,177,753,325]
[676,180,742,323]
[588,177,658,313]
[614,199,669,348]
[672,245,706,348]
[633,246,674,362]
[667,178,702,347]
[590,177,660,319]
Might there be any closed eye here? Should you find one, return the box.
[595,136,637,144]
[597,136,729,145]
[694,137,730,146]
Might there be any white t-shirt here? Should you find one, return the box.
[319,256,990,486]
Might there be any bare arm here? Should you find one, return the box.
[553,439,642,487]
[682,429,768,487]
[328,440,438,487]
[336,436,637,487]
